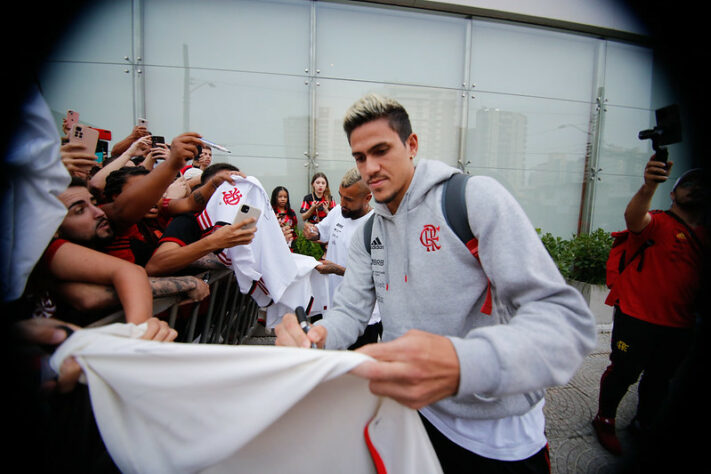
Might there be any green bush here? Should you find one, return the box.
[537,228,613,285]
[292,228,325,260]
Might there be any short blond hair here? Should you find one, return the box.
[343,93,412,144]
[340,167,362,188]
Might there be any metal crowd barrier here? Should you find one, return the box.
[88,268,261,345]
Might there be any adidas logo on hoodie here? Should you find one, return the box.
[370,237,383,250]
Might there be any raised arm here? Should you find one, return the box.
[47,242,153,324]
[89,135,152,194]
[139,142,170,171]
[102,133,202,231]
[164,169,241,215]
[110,125,150,157]
[624,156,673,233]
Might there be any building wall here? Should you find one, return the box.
[38,0,687,236]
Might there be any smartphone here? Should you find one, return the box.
[66,110,79,129]
[151,135,165,147]
[137,117,148,128]
[95,140,109,163]
[233,204,261,229]
[68,124,100,156]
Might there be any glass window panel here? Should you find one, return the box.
[591,105,689,232]
[143,66,310,162]
[464,91,591,237]
[38,62,135,143]
[235,156,309,220]
[603,41,653,108]
[470,20,598,102]
[466,166,583,238]
[46,0,132,63]
[143,0,309,75]
[315,79,463,168]
[316,2,467,88]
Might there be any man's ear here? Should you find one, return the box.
[406,133,419,158]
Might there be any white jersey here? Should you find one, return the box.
[316,205,380,325]
[50,322,443,474]
[198,176,328,326]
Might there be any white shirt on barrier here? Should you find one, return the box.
[50,323,442,474]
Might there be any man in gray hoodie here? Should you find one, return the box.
[275,93,596,472]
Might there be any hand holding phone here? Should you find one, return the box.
[233,204,261,229]
[68,124,100,155]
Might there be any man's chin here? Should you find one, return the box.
[374,192,396,205]
[95,234,114,245]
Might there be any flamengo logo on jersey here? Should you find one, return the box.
[420,224,441,252]
[222,188,243,205]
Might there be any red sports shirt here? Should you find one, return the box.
[605,211,705,328]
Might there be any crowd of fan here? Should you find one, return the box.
[22,118,340,338]
[4,100,346,471]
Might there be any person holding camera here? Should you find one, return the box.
[592,156,708,455]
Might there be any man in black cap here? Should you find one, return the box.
[593,155,707,456]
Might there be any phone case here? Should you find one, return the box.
[66,110,79,129]
[233,204,261,228]
[69,124,100,154]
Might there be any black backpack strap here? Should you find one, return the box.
[442,172,473,245]
[364,172,472,254]
[363,213,375,254]
[630,239,654,272]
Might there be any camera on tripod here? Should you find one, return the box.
[638,104,682,163]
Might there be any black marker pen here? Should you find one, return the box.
[295,306,317,349]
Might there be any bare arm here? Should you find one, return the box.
[89,136,152,193]
[145,219,256,276]
[140,143,170,171]
[185,253,229,272]
[102,133,201,232]
[315,259,345,276]
[185,175,203,190]
[165,170,245,215]
[624,156,673,233]
[110,125,150,157]
[48,242,152,324]
[55,275,210,311]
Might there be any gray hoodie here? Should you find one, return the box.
[317,159,596,420]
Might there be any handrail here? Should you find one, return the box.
[87,268,261,345]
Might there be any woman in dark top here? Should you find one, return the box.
[300,172,335,224]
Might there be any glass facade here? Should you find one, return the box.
[37,0,685,236]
